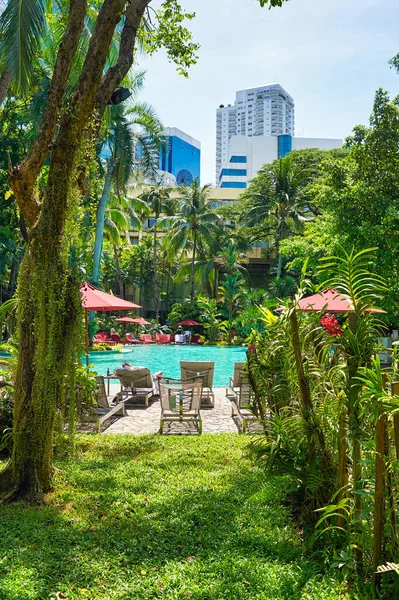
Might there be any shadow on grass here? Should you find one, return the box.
[0,435,342,600]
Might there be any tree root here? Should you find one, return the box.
[0,464,44,505]
[0,464,14,493]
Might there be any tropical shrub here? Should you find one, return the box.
[248,248,399,587]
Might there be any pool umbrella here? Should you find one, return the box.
[81,283,141,312]
[115,316,137,323]
[80,283,141,364]
[178,319,201,326]
[130,317,151,325]
[276,289,386,314]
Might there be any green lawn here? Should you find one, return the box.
[0,434,352,600]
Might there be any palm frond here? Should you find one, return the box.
[0,0,47,95]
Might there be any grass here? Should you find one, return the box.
[0,434,353,600]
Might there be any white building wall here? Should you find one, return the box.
[292,137,343,151]
[218,135,343,189]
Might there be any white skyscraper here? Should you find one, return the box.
[215,83,295,181]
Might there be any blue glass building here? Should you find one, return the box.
[159,127,201,185]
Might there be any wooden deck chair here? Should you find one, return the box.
[226,362,246,397]
[180,361,215,407]
[114,367,158,407]
[158,376,203,434]
[227,365,257,433]
[95,375,127,433]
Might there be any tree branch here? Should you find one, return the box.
[94,0,152,117]
[9,0,87,227]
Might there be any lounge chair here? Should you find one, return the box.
[180,360,215,407]
[125,333,140,344]
[95,375,127,432]
[156,333,174,344]
[140,333,156,344]
[93,332,116,345]
[110,333,127,344]
[158,376,203,434]
[227,362,257,433]
[114,367,160,407]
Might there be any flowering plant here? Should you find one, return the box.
[320,313,342,336]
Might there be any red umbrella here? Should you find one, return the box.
[130,317,151,325]
[115,316,137,323]
[276,289,386,314]
[178,319,201,326]
[80,282,141,311]
[80,283,141,364]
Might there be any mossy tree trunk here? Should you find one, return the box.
[0,0,150,503]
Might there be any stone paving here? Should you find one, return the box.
[103,384,242,435]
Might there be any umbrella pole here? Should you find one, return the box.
[85,310,89,366]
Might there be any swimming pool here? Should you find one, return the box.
[88,345,247,386]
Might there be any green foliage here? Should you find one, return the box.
[197,295,223,343]
[249,247,394,580]
[167,299,201,327]
[0,0,47,95]
[0,434,353,599]
[139,0,199,77]
[241,153,320,278]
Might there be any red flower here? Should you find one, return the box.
[320,313,342,336]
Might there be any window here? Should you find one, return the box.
[230,156,247,163]
[219,168,247,178]
[221,182,247,188]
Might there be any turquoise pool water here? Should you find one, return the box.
[88,345,247,386]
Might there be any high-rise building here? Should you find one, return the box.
[216,83,295,181]
[158,127,200,186]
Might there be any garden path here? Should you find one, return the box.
[104,385,250,435]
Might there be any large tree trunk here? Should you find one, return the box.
[1,0,149,503]
[92,163,115,286]
[0,70,11,106]
[190,228,197,303]
[6,139,83,502]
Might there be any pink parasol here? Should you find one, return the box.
[80,282,141,311]
[178,319,201,326]
[80,283,141,364]
[130,317,151,325]
[115,316,137,323]
[276,289,386,314]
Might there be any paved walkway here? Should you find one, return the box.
[103,385,243,435]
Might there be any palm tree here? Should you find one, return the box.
[102,195,144,298]
[176,234,249,299]
[92,74,162,287]
[139,185,175,321]
[218,272,245,344]
[245,154,311,278]
[161,181,221,303]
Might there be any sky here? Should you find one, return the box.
[140,0,399,185]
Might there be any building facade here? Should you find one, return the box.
[218,134,343,188]
[158,127,200,186]
[216,83,295,181]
